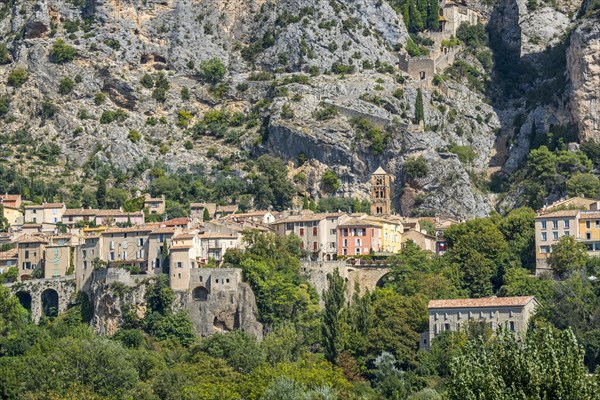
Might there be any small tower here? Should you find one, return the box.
[371,166,392,215]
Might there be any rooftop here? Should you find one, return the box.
[534,209,580,219]
[373,166,387,175]
[428,296,537,309]
[103,226,155,234]
[24,203,65,210]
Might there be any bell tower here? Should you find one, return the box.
[370,166,392,215]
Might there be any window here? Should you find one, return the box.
[299,228,304,236]
[159,234,165,242]
[587,232,592,240]
[312,227,318,235]
[564,231,570,236]
[355,248,361,255]
[564,220,570,228]
[553,232,558,240]
[541,232,547,241]
[540,246,550,254]
[343,248,347,255]
[138,238,144,246]
[32,217,36,223]
[541,221,547,229]
[330,229,336,235]
[25,250,29,258]
[552,220,558,229]
[343,239,348,247]
[53,269,59,277]
[32,209,37,214]
[177,262,183,268]
[124,233,128,238]
[509,321,515,332]
[587,220,591,229]
[355,239,361,247]
[286,223,294,230]
[52,209,57,215]
[53,248,59,256]
[597,220,600,228]
[313,242,318,250]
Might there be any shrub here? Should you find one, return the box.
[104,38,120,50]
[152,87,167,102]
[236,82,249,92]
[448,144,477,164]
[184,140,193,150]
[94,92,106,105]
[181,87,190,100]
[49,39,78,63]
[0,44,11,64]
[313,104,338,121]
[127,130,142,143]
[198,58,226,85]
[404,156,429,180]
[331,63,355,74]
[321,170,341,192]
[40,100,58,119]
[248,71,274,81]
[0,96,9,116]
[159,143,169,154]
[281,103,294,119]
[140,74,154,88]
[456,24,487,49]
[7,68,28,88]
[177,110,193,128]
[100,109,127,124]
[58,77,75,95]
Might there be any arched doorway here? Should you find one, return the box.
[192,286,209,301]
[41,289,59,318]
[16,291,32,313]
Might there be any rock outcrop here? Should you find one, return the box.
[567,16,600,142]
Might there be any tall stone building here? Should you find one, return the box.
[371,167,392,215]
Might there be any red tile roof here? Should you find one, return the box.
[163,218,190,226]
[24,203,65,209]
[428,296,537,309]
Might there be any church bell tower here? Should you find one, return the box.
[370,166,392,215]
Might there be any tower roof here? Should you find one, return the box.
[373,166,387,175]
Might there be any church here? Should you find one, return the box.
[370,167,393,215]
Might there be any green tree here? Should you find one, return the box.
[0,285,28,336]
[203,207,211,221]
[321,170,341,193]
[426,0,439,31]
[548,235,588,277]
[448,327,598,400]
[49,39,78,63]
[322,268,347,364]
[96,178,106,208]
[404,156,429,180]
[566,173,600,198]
[527,145,556,183]
[198,58,227,85]
[414,88,424,124]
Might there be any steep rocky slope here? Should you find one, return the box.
[0,0,598,218]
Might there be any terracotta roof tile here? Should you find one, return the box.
[428,296,537,309]
[535,210,580,219]
[24,203,65,209]
[103,226,154,234]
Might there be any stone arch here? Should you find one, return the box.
[192,286,209,301]
[375,271,392,288]
[41,288,59,317]
[16,291,32,312]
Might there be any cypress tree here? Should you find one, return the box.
[414,88,425,124]
[403,3,411,32]
[322,268,347,364]
[427,0,440,31]
[96,178,106,208]
[202,207,210,221]
[409,2,424,32]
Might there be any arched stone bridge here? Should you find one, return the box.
[5,276,77,322]
[301,261,391,306]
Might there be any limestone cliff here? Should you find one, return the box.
[1,0,599,218]
[89,269,262,338]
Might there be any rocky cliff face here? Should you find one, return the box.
[89,269,262,337]
[567,16,600,143]
[0,0,599,218]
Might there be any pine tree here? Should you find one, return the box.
[414,88,425,124]
[322,268,347,364]
[96,178,106,208]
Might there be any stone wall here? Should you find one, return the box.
[6,276,77,323]
[322,100,392,129]
[89,268,263,338]
[398,53,436,82]
[301,261,390,306]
